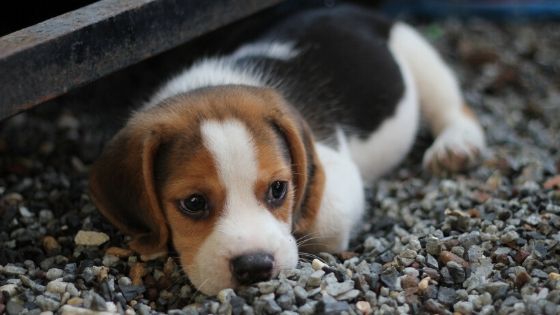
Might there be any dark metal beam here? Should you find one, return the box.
[0,0,283,120]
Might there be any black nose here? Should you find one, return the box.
[230,252,274,285]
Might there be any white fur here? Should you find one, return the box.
[389,23,485,168]
[422,115,485,169]
[232,41,299,60]
[189,119,298,295]
[305,130,365,253]
[347,48,419,183]
[144,42,298,109]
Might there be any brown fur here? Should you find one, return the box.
[89,85,325,259]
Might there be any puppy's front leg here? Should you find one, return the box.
[298,142,365,253]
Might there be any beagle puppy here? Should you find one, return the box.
[89,5,485,295]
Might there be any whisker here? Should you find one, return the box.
[295,232,321,243]
[297,237,325,247]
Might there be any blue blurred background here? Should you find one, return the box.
[382,0,560,20]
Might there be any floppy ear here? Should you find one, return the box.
[270,107,325,235]
[89,118,170,256]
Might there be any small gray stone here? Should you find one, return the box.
[0,284,18,296]
[217,301,232,315]
[426,254,439,269]
[438,287,457,305]
[494,247,511,255]
[336,289,360,301]
[18,206,33,217]
[531,268,548,279]
[403,267,419,278]
[217,288,236,304]
[3,265,26,275]
[325,280,354,296]
[66,283,80,297]
[277,293,294,310]
[424,298,450,315]
[426,236,442,256]
[380,287,390,297]
[46,280,68,294]
[354,260,370,275]
[479,305,495,315]
[38,209,54,224]
[230,296,246,315]
[380,267,399,290]
[20,275,41,291]
[483,282,509,299]
[306,270,325,287]
[525,214,541,225]
[264,298,282,314]
[447,261,466,283]
[81,267,95,283]
[276,282,293,295]
[454,301,474,314]
[364,236,383,253]
[90,293,107,311]
[398,249,417,266]
[241,305,255,315]
[451,246,465,257]
[6,298,24,315]
[500,231,519,243]
[118,276,132,287]
[316,300,350,315]
[293,286,307,305]
[467,246,484,262]
[102,255,120,267]
[135,303,151,315]
[40,257,56,271]
[258,280,279,294]
[46,268,64,280]
[298,302,316,315]
[544,301,560,315]
[35,294,61,311]
[458,232,481,251]
[440,267,454,286]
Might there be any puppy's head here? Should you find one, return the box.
[89,86,324,295]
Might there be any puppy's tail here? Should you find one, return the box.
[388,22,465,134]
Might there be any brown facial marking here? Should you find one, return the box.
[160,142,225,266]
[254,140,294,223]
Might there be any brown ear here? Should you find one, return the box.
[89,118,169,256]
[270,107,325,235]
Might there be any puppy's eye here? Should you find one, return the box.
[266,181,288,208]
[179,194,209,219]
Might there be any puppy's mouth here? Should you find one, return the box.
[229,251,276,285]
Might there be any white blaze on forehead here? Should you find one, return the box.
[191,119,298,295]
[200,119,258,200]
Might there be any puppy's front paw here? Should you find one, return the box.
[423,118,485,175]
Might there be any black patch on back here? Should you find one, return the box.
[234,4,404,140]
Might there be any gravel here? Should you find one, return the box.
[1,16,560,315]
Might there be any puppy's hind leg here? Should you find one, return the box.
[389,23,485,174]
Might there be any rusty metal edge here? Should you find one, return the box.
[0,0,283,120]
